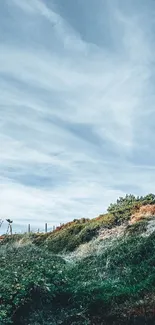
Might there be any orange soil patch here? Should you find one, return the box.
[130,204,155,224]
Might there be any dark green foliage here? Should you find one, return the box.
[66,232,155,324]
[142,193,155,205]
[0,195,155,324]
[31,214,116,253]
[126,220,148,235]
[3,194,154,254]
[0,231,155,324]
[0,244,67,324]
[0,234,24,245]
[107,193,155,224]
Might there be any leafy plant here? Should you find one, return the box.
[107,193,155,224]
[0,195,155,324]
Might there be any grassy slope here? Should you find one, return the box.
[0,213,116,253]
[0,197,155,324]
[0,230,155,325]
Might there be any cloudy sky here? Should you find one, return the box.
[0,0,155,233]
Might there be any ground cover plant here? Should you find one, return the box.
[0,194,155,324]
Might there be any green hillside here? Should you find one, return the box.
[0,194,155,325]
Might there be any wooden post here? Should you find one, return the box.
[0,220,3,228]
[45,223,47,233]
[28,224,31,233]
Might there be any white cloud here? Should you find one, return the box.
[0,0,154,232]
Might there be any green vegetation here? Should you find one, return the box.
[36,213,116,253]
[107,193,155,224]
[32,193,154,253]
[2,194,154,254]
[126,220,148,236]
[0,232,155,324]
[0,194,155,324]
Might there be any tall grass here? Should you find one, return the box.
[0,230,155,324]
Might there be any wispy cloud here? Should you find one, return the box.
[0,0,155,233]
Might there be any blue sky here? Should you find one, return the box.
[0,0,155,233]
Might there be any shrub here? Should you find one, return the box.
[0,244,67,324]
[0,217,155,324]
[107,194,155,224]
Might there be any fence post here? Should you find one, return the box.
[28,224,31,233]
[10,224,12,236]
[45,223,47,233]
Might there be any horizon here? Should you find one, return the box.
[0,0,155,233]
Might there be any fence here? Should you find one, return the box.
[0,220,63,235]
[27,223,61,234]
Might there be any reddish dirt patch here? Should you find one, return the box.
[130,204,155,224]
